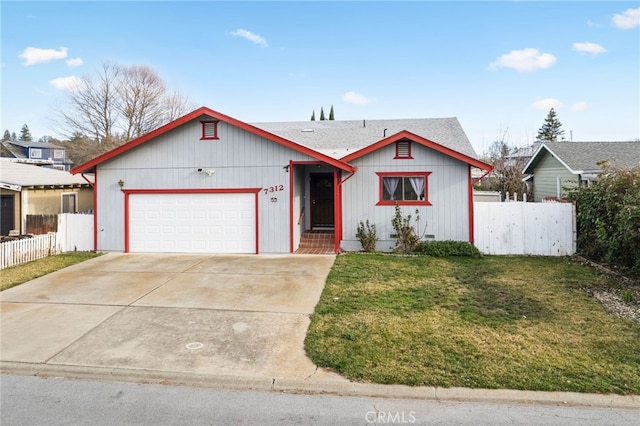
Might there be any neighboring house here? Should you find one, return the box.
[522,141,640,202]
[0,159,93,236]
[508,141,542,168]
[1,140,72,171]
[70,106,492,254]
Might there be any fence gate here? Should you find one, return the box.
[474,202,576,256]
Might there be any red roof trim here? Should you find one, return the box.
[71,106,355,174]
[341,130,493,171]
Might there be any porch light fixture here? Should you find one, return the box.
[118,179,125,187]
[283,165,290,172]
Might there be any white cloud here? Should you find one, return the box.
[49,76,85,91]
[531,98,564,110]
[66,57,83,67]
[488,48,556,72]
[342,91,376,105]
[612,7,640,29]
[587,20,602,29]
[19,46,68,66]
[571,102,588,112]
[573,42,606,55]
[230,29,268,47]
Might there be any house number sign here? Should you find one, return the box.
[263,185,284,195]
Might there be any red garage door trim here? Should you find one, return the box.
[122,188,261,253]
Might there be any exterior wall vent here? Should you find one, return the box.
[201,121,219,140]
[394,141,412,159]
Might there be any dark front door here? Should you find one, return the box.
[1,195,15,236]
[310,173,334,228]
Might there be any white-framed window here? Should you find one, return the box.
[53,149,65,159]
[30,148,42,159]
[61,193,78,213]
[376,172,432,206]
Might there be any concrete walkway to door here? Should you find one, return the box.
[0,253,347,384]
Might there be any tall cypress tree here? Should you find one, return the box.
[537,108,565,142]
[329,105,335,120]
[311,110,316,121]
[319,107,325,121]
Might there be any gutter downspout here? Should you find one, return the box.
[80,173,95,189]
[472,168,492,185]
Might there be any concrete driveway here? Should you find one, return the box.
[0,253,346,382]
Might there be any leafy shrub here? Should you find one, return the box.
[391,204,420,254]
[417,240,482,257]
[567,165,640,276]
[356,220,378,252]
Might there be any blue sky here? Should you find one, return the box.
[2,1,639,155]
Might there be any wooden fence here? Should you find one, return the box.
[26,215,58,234]
[0,233,59,270]
[474,201,576,256]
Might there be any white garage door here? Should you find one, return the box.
[129,193,256,253]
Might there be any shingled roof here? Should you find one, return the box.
[523,141,640,174]
[252,118,479,160]
[0,159,92,189]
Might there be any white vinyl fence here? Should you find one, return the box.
[57,213,94,252]
[474,202,576,256]
[0,233,59,270]
[0,213,94,270]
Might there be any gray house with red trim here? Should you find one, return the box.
[71,106,492,254]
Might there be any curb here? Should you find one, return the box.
[2,361,639,409]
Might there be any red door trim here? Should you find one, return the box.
[288,160,294,253]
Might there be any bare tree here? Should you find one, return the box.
[477,130,531,199]
[59,62,120,144]
[57,62,191,146]
[119,65,167,140]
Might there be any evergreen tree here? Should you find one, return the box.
[537,108,565,142]
[311,110,316,121]
[18,124,33,142]
[319,107,325,121]
[11,132,17,142]
[329,105,335,120]
[2,130,10,141]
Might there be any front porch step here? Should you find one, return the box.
[295,231,335,254]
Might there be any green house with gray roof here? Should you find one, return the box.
[522,141,640,202]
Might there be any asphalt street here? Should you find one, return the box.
[2,375,638,426]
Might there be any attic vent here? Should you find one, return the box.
[301,129,315,133]
[200,120,219,140]
[394,141,412,159]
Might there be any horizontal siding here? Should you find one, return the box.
[533,152,578,201]
[97,120,317,253]
[341,142,470,251]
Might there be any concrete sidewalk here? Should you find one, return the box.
[1,253,638,409]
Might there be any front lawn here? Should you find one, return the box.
[305,254,640,394]
[0,252,103,291]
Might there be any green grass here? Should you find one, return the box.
[305,254,640,394]
[0,252,103,291]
